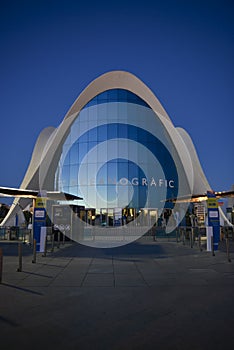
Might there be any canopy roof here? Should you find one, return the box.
[0,187,82,201]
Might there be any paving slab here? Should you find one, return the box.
[0,237,234,350]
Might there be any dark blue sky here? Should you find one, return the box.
[0,0,233,203]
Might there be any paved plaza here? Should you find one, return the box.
[0,236,234,350]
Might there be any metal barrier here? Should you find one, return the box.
[151,226,178,241]
[0,226,32,244]
[32,239,37,263]
[176,226,207,250]
[42,228,55,257]
[176,225,233,261]
[17,243,23,272]
[223,226,233,262]
[0,227,11,240]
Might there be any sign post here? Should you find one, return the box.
[33,191,47,252]
[207,191,220,251]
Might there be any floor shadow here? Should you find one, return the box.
[1,282,44,295]
[0,242,33,257]
[50,239,170,260]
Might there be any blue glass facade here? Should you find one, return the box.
[55,89,178,223]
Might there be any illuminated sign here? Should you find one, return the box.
[207,198,218,209]
[81,177,175,188]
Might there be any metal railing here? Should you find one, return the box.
[151,224,233,262]
[0,226,32,244]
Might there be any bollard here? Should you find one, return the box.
[0,248,3,283]
[182,229,185,245]
[190,229,193,248]
[176,228,179,243]
[42,234,47,257]
[179,227,182,242]
[153,229,157,241]
[57,231,60,248]
[29,229,33,246]
[17,242,22,272]
[198,233,203,252]
[211,235,215,256]
[63,230,65,245]
[226,234,231,263]
[51,233,54,252]
[32,239,37,263]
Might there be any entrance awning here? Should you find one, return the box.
[0,186,82,201]
[164,190,234,203]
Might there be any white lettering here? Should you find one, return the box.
[119,177,129,185]
[169,180,174,188]
[132,177,139,186]
[159,179,164,187]
[89,177,175,188]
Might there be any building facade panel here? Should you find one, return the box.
[54,89,181,228]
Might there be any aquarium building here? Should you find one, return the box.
[2,70,222,235]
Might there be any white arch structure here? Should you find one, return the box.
[1,70,230,227]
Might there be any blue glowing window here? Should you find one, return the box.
[84,89,150,109]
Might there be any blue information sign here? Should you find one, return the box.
[33,208,47,252]
[207,191,220,251]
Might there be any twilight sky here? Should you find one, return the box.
[0,0,233,204]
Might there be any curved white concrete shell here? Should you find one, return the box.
[1,71,230,230]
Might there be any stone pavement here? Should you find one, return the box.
[0,236,234,350]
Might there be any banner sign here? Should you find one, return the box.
[207,191,220,251]
[35,190,47,208]
[33,191,47,252]
[207,198,218,209]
